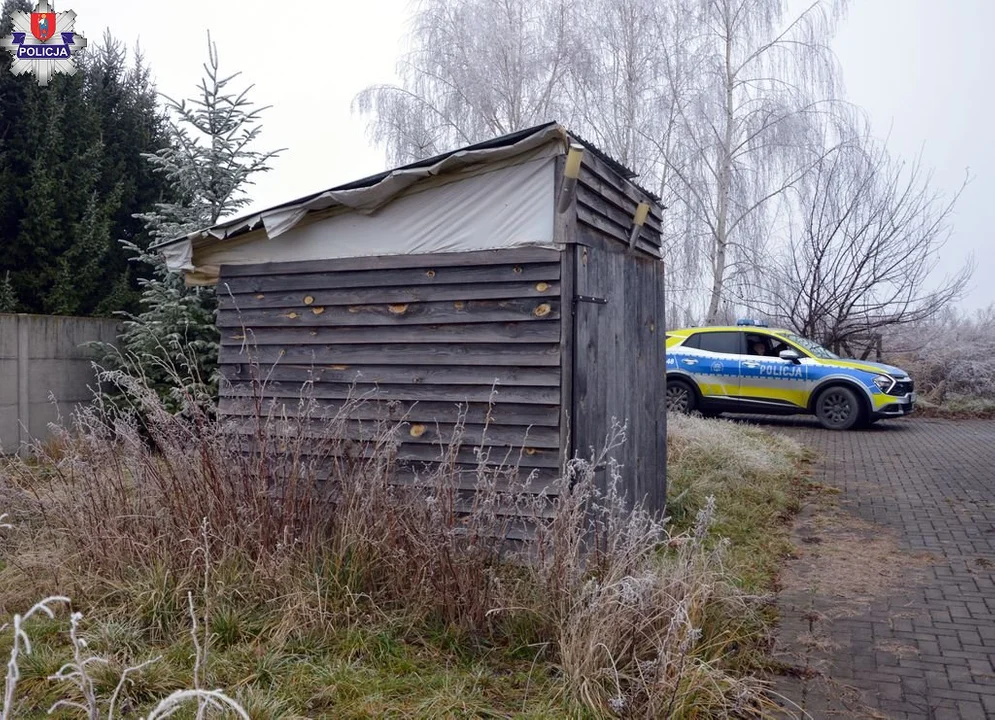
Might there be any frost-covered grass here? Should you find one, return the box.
[0,379,807,718]
[914,394,995,419]
[665,413,810,592]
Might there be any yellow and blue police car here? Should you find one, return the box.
[665,320,916,430]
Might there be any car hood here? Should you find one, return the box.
[828,358,910,378]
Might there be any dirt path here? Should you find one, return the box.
[754,417,995,719]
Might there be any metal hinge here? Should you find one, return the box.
[574,295,608,305]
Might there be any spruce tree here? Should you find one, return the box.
[14,90,63,310]
[0,20,172,316]
[0,271,17,312]
[98,34,281,411]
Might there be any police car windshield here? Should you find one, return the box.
[780,332,839,360]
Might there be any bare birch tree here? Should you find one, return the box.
[649,0,847,323]
[354,0,972,339]
[355,0,851,324]
[354,0,576,165]
[566,0,668,176]
[757,129,972,354]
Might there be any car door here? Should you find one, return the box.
[738,331,811,409]
[681,331,744,405]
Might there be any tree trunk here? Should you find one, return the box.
[706,20,735,324]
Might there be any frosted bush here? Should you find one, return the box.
[885,305,995,401]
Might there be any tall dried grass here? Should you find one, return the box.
[0,365,782,717]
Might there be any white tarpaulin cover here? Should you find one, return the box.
[158,124,569,284]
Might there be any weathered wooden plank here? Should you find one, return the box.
[219,397,561,427]
[217,299,562,329]
[575,216,662,259]
[293,464,561,498]
[298,471,561,518]
[218,263,561,295]
[262,455,561,487]
[389,465,561,494]
[571,244,605,462]
[234,439,563,469]
[577,199,662,258]
[233,448,555,484]
[576,212,661,259]
[577,186,662,247]
[219,342,561,367]
[651,257,668,512]
[577,195,626,241]
[572,244,628,491]
[407,493,560,521]
[569,235,667,515]
[624,251,649,509]
[625,252,667,514]
[219,280,562,310]
[220,381,560,405]
[218,247,563,278]
[221,321,561,347]
[579,151,661,223]
[220,362,561,387]
[604,247,627,484]
[576,168,663,235]
[226,418,561,449]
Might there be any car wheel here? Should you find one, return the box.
[815,386,863,431]
[666,379,696,414]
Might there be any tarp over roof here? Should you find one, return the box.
[155,122,663,283]
[155,122,573,271]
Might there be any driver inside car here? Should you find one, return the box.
[748,337,768,356]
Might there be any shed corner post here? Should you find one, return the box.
[553,153,579,472]
[658,259,668,518]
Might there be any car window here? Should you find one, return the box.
[694,331,743,355]
[779,332,840,360]
[680,334,700,349]
[744,333,790,357]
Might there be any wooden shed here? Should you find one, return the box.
[158,122,668,516]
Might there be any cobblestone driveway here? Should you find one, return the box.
[758,416,995,719]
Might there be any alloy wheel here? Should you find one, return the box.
[666,384,691,413]
[819,390,853,427]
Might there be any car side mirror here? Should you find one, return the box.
[779,349,801,363]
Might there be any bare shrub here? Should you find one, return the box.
[884,305,995,404]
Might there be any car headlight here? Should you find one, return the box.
[872,375,894,392]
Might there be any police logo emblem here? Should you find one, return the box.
[1,0,87,86]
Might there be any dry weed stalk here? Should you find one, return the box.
[2,595,70,720]
[47,610,163,719]
[0,512,248,718]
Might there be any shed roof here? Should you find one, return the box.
[155,122,662,279]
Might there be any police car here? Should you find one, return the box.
[665,320,916,430]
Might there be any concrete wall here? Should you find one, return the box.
[0,314,120,453]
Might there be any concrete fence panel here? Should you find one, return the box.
[0,313,120,453]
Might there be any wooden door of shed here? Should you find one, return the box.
[569,243,667,516]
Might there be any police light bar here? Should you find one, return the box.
[736,319,768,327]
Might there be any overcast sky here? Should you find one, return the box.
[67,0,993,310]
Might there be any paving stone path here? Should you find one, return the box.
[757,416,995,720]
